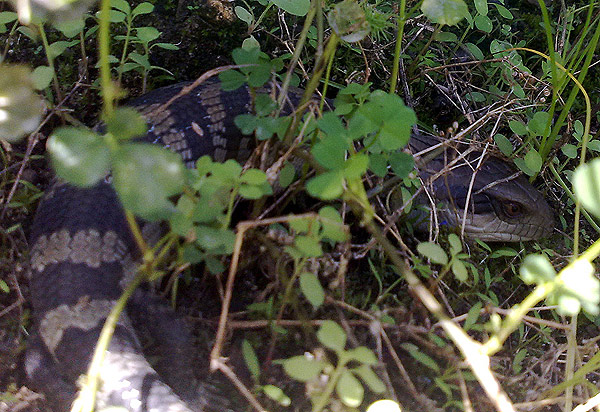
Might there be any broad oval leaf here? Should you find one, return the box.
[32,65,54,90]
[417,242,448,265]
[353,364,385,393]
[317,320,347,352]
[104,107,147,140]
[421,0,469,26]
[136,27,160,43]
[300,272,325,308]
[235,6,253,24]
[47,127,110,187]
[318,206,348,242]
[306,170,344,200]
[574,158,600,218]
[520,254,556,284]
[262,385,291,406]
[112,143,185,220]
[132,2,154,17]
[242,339,260,381]
[281,355,325,382]
[336,370,364,407]
[346,346,377,365]
[0,65,45,141]
[272,0,309,16]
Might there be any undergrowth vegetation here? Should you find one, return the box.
[3,0,600,411]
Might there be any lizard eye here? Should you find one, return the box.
[501,201,523,218]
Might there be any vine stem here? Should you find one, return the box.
[98,0,113,116]
[70,269,148,412]
[389,0,406,94]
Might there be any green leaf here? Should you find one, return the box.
[588,140,600,152]
[421,0,469,26]
[523,149,542,174]
[417,242,448,265]
[512,348,527,374]
[452,259,468,282]
[343,153,369,180]
[278,162,296,188]
[239,184,267,199]
[311,135,348,170]
[474,14,492,32]
[240,169,267,185]
[128,52,150,69]
[435,31,458,42]
[104,107,147,140]
[195,226,235,253]
[528,111,551,137]
[132,2,154,17]
[0,279,10,293]
[353,364,385,393]
[110,0,130,13]
[448,233,462,256]
[112,144,185,220]
[346,346,377,365]
[547,259,600,316]
[248,64,272,88]
[48,40,77,59]
[573,158,600,218]
[494,134,513,156]
[464,301,482,331]
[561,144,577,159]
[0,12,18,25]
[47,127,110,187]
[327,0,370,42]
[272,0,310,16]
[136,27,160,43]
[54,18,84,37]
[0,65,45,141]
[350,91,415,151]
[306,170,344,200]
[262,385,291,406]
[107,9,126,23]
[31,65,54,90]
[317,320,347,352]
[281,355,325,382]
[369,153,387,177]
[242,36,260,51]
[235,6,253,24]
[295,236,323,257]
[513,157,535,177]
[319,206,347,242]
[153,43,179,50]
[474,0,488,15]
[289,216,311,233]
[336,370,364,407]
[220,70,246,91]
[493,3,513,19]
[242,339,260,381]
[489,247,517,258]
[401,343,440,372]
[465,43,484,60]
[509,120,527,136]
[300,272,325,308]
[520,254,556,284]
[389,151,414,179]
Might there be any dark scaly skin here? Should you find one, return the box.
[26,80,260,412]
[406,132,554,241]
[26,80,554,411]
